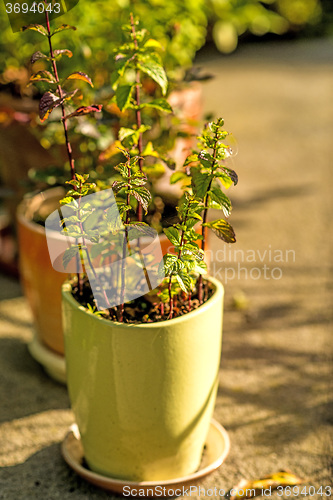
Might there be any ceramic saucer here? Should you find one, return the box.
[61,419,230,496]
[28,333,66,384]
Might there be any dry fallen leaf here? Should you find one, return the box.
[229,470,305,499]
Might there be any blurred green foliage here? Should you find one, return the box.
[0,0,329,96]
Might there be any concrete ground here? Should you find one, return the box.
[0,38,332,499]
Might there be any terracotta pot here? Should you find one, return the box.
[62,277,224,481]
[17,188,68,355]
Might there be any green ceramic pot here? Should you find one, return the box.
[62,277,224,481]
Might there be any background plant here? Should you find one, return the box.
[1,0,329,91]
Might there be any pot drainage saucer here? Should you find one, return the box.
[28,333,66,384]
[61,419,230,496]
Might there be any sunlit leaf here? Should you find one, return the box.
[137,56,168,95]
[144,38,163,50]
[163,227,181,246]
[170,171,188,184]
[204,219,236,243]
[52,25,77,36]
[184,153,199,166]
[221,166,238,185]
[131,187,151,213]
[30,71,56,84]
[208,188,232,217]
[21,24,48,36]
[54,49,73,60]
[140,98,172,113]
[65,72,93,87]
[142,141,159,158]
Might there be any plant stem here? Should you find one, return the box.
[168,201,190,318]
[188,291,192,312]
[44,8,75,182]
[198,130,219,304]
[130,12,143,223]
[44,7,82,292]
[168,277,173,319]
[118,162,132,322]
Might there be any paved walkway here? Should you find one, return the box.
[0,38,332,499]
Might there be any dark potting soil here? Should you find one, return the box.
[71,279,214,324]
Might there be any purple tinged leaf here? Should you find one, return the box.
[54,49,73,59]
[39,92,58,121]
[222,167,238,186]
[63,105,103,120]
[39,90,79,122]
[30,51,48,64]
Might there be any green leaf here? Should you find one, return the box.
[62,246,81,270]
[204,219,236,243]
[140,98,172,113]
[221,167,238,186]
[52,25,77,36]
[105,204,124,233]
[126,222,157,240]
[163,227,181,246]
[111,55,132,89]
[191,168,212,198]
[60,197,78,208]
[119,127,136,142]
[144,38,163,50]
[162,253,178,276]
[82,210,101,232]
[30,71,57,84]
[170,171,188,185]
[137,57,168,95]
[131,187,151,213]
[215,171,233,189]
[65,72,93,87]
[142,163,165,180]
[184,154,199,166]
[115,84,134,111]
[142,141,159,158]
[208,188,232,217]
[176,273,192,293]
[21,24,48,36]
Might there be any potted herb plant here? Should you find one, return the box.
[59,116,238,482]
[16,13,178,382]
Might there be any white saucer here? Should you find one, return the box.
[61,419,230,496]
[28,333,66,384]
